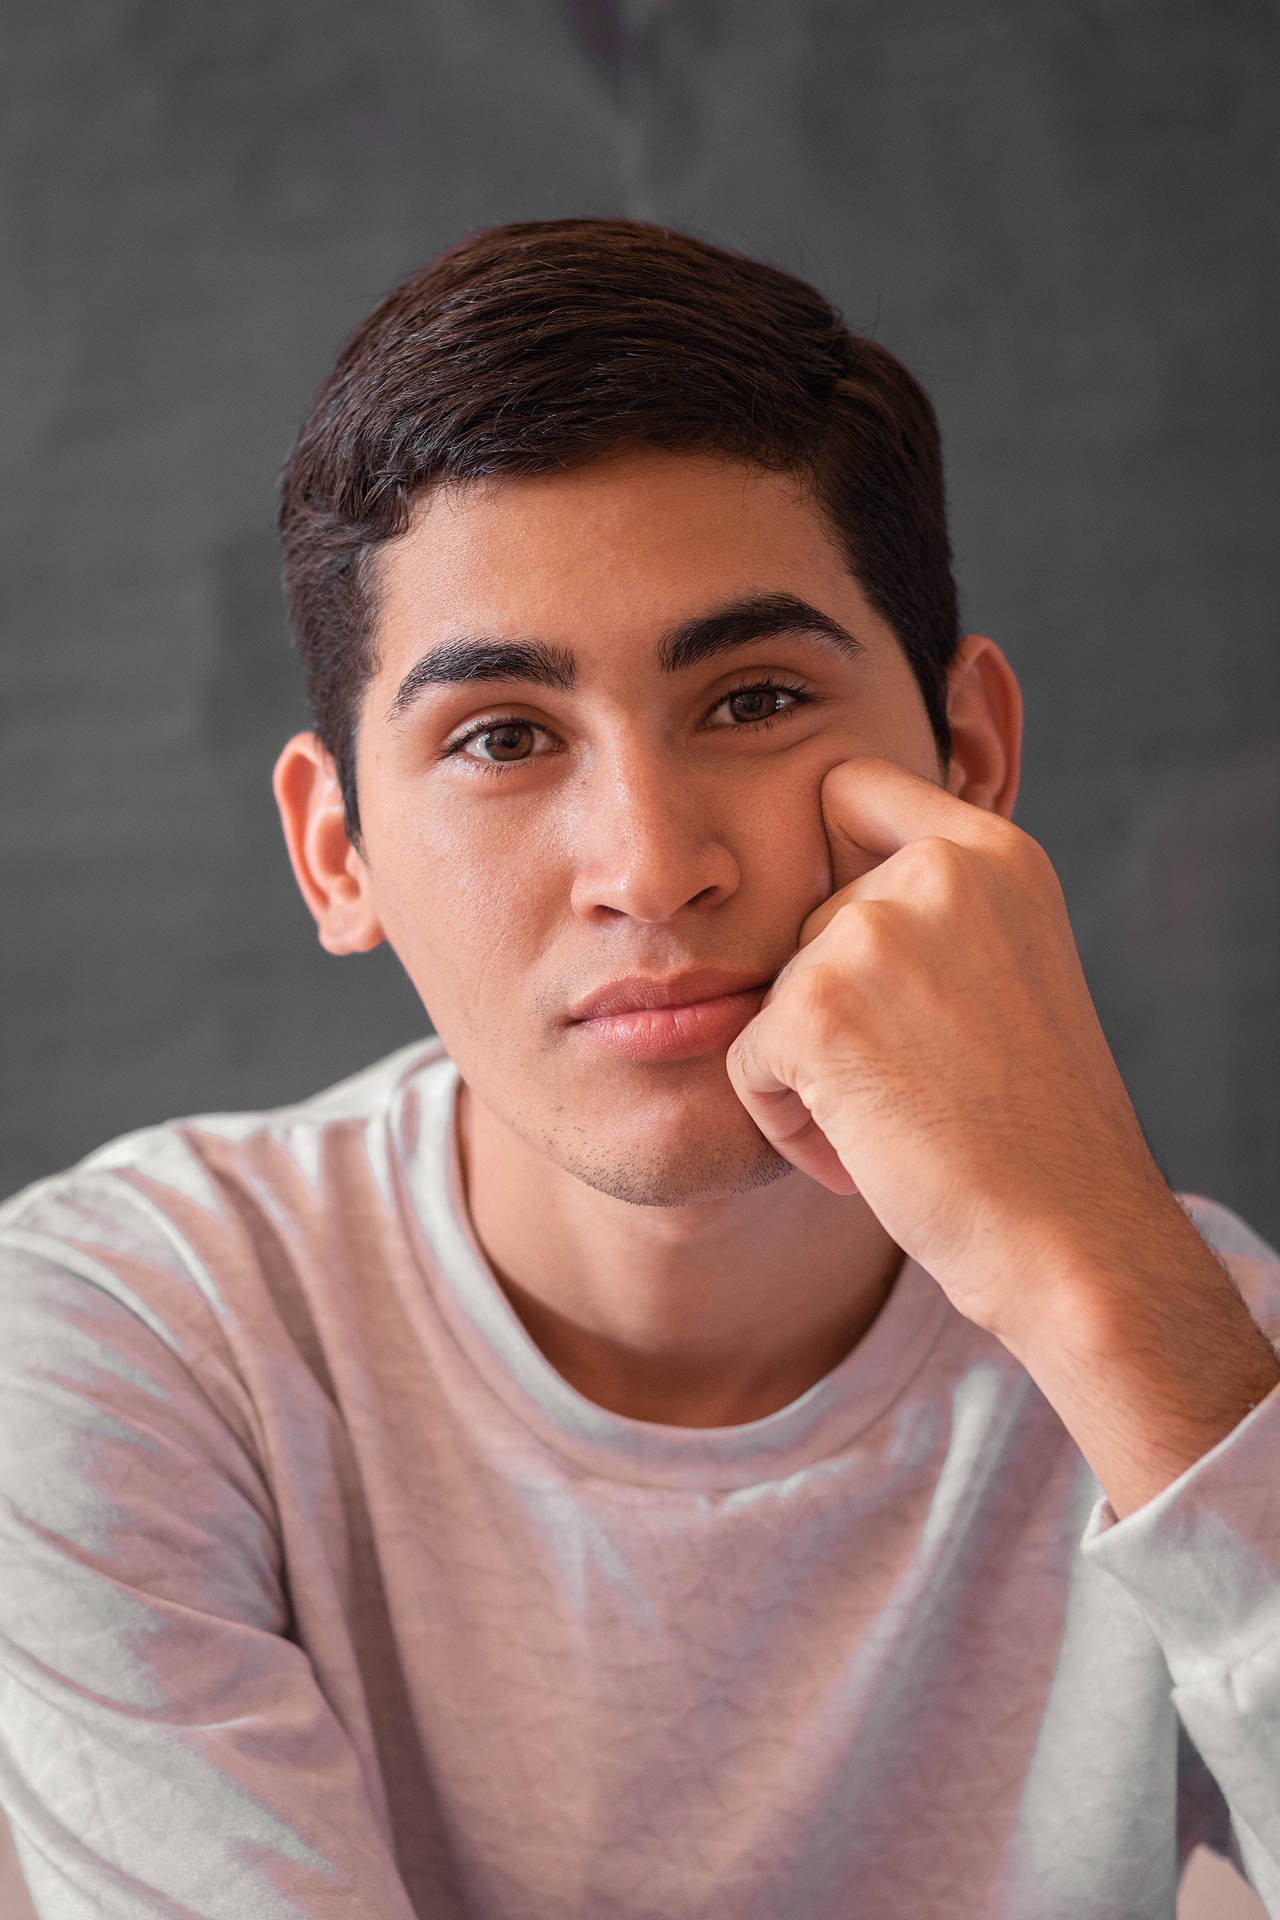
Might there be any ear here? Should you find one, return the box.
[943,634,1023,819]
[272,733,385,955]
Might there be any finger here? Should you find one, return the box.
[726,1021,858,1197]
[820,756,994,864]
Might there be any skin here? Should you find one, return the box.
[275,447,1279,1507]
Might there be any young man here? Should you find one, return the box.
[1,220,1277,1919]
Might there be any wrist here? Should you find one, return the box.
[993,1227,1280,1514]
[980,1178,1216,1357]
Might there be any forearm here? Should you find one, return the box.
[998,1202,1280,1519]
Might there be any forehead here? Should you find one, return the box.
[368,448,887,679]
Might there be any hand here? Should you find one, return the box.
[727,758,1208,1343]
[727,756,1280,1513]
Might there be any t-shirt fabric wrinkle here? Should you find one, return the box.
[0,1039,1278,1918]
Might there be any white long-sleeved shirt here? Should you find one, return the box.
[0,1037,1277,1918]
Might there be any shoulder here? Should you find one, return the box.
[2,1036,449,1223]
[0,1036,453,1353]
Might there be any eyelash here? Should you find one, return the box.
[442,677,815,774]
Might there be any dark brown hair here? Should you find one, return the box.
[279,218,961,841]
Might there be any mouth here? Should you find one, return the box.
[567,969,772,1064]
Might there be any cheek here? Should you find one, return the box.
[734,756,837,922]
[367,806,562,1015]
[863,662,948,780]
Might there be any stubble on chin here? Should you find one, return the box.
[457,1043,796,1208]
[547,1120,795,1208]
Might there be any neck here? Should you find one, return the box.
[456,1079,904,1428]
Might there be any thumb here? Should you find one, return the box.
[820,756,966,871]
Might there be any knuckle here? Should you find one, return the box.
[831,898,896,965]
[1015,825,1054,876]
[898,834,970,903]
[794,967,856,1049]
[997,820,1054,885]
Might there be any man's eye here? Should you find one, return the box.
[452,720,548,765]
[711,680,811,728]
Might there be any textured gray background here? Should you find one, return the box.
[2,0,1278,1249]
[0,11,1277,1915]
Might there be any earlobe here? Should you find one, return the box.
[271,733,385,955]
[943,635,1023,819]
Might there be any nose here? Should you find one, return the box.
[567,753,741,924]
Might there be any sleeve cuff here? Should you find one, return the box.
[1081,1377,1280,1683]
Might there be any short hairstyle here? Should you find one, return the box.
[279,218,962,842]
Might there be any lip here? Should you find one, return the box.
[568,968,771,1022]
[567,968,772,1064]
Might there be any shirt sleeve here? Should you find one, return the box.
[1081,1198,1280,1913]
[0,1223,420,1920]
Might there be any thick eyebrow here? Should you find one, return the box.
[386,590,866,719]
[388,637,576,717]
[657,591,867,675]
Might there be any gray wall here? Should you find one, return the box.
[3,0,1277,1244]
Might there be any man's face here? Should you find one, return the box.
[351,448,948,1206]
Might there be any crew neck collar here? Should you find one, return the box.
[404,1050,952,1491]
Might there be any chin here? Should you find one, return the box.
[460,1034,793,1207]
[545,1094,795,1208]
